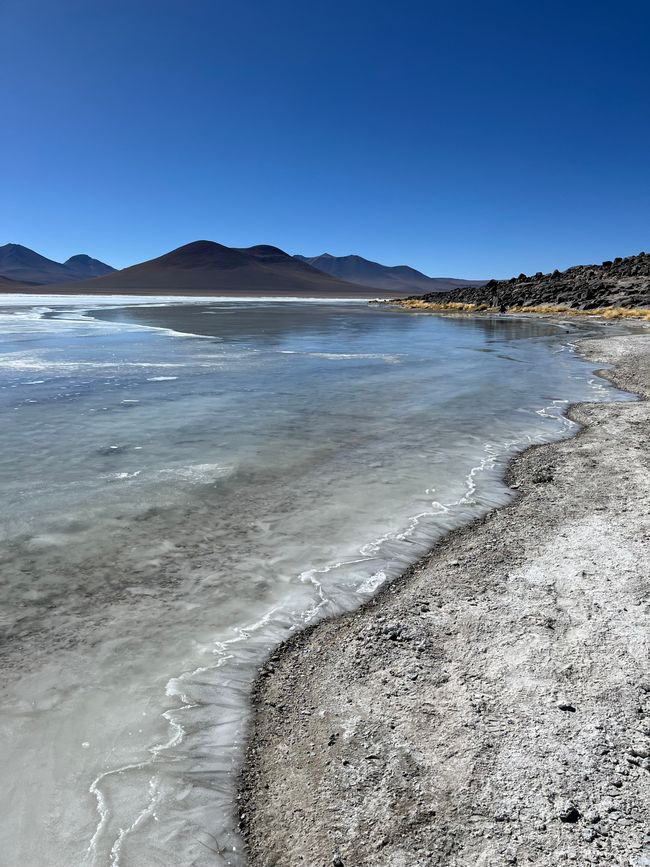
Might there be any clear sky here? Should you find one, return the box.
[1,0,648,278]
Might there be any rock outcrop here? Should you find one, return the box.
[413,252,650,310]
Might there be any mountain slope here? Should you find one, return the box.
[0,244,114,285]
[46,241,389,296]
[0,274,37,290]
[295,253,484,294]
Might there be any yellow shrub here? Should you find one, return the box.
[386,299,650,322]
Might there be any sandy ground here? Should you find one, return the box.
[239,332,650,867]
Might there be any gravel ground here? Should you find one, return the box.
[240,332,650,867]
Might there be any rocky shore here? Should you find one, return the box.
[240,332,650,866]
[413,251,650,311]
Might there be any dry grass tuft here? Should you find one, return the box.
[600,307,650,321]
[390,299,485,312]
[508,304,581,315]
[388,299,650,322]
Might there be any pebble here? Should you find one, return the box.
[382,623,403,641]
[558,802,581,823]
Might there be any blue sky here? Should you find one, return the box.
[1,0,648,278]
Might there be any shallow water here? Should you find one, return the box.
[0,297,631,865]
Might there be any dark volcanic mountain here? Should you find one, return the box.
[63,254,115,279]
[412,251,650,310]
[295,253,484,294]
[0,244,114,285]
[46,241,390,296]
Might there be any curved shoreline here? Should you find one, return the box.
[239,331,650,866]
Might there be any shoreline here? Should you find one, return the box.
[239,331,650,866]
[374,297,650,323]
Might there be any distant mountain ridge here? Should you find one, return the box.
[0,243,114,285]
[41,240,382,296]
[295,252,485,294]
[0,241,483,296]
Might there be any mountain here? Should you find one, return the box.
[45,241,391,296]
[294,253,484,294]
[63,254,115,279]
[0,244,114,285]
[411,251,650,310]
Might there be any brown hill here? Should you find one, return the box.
[43,241,392,296]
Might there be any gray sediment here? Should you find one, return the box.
[240,332,650,867]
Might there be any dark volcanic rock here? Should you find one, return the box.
[410,251,650,309]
